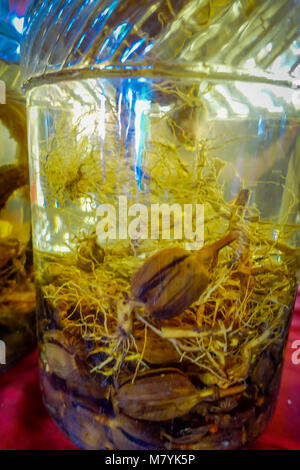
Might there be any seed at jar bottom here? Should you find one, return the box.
[63,405,108,450]
[40,372,71,421]
[210,408,255,429]
[116,369,246,422]
[116,370,201,421]
[39,356,283,450]
[207,395,241,413]
[108,414,164,450]
[250,352,276,392]
[247,394,279,444]
[43,341,78,380]
[176,428,246,451]
[165,424,212,446]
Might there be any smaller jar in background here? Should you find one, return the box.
[0,6,35,372]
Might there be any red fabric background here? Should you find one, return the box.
[0,299,300,450]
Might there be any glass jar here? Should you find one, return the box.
[22,0,300,449]
[0,2,35,372]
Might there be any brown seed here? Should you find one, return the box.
[165,424,212,446]
[63,406,108,450]
[134,326,179,364]
[109,413,164,450]
[117,368,246,422]
[42,331,80,380]
[131,233,236,319]
[117,368,245,422]
[117,369,200,421]
[211,408,255,430]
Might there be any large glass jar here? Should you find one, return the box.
[22,0,300,449]
[0,1,35,372]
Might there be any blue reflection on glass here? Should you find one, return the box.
[92,0,119,28]
[257,115,264,137]
[0,0,28,62]
[0,1,9,18]
[280,113,287,138]
[97,20,131,62]
[76,32,86,49]
[142,42,154,56]
[117,78,152,191]
[0,20,22,62]
[66,17,76,33]
[120,37,147,63]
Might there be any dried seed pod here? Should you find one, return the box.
[109,413,164,450]
[131,232,236,320]
[116,369,201,421]
[43,342,78,381]
[42,331,81,380]
[116,368,245,422]
[175,428,245,450]
[250,352,275,392]
[165,424,212,446]
[63,405,108,450]
[40,372,72,421]
[134,326,179,364]
[210,408,255,430]
[208,395,241,413]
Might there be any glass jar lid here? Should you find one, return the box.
[21,0,300,89]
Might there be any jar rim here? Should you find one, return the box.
[22,61,300,92]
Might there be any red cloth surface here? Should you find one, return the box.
[0,301,300,450]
